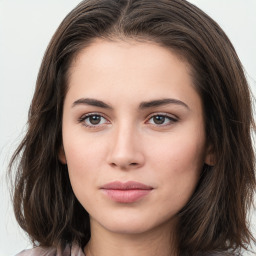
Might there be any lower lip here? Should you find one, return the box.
[101,189,152,203]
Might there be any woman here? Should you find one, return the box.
[10,0,255,255]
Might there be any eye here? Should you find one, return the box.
[147,114,178,126]
[78,113,110,128]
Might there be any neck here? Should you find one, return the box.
[84,218,179,256]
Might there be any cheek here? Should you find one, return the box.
[150,132,205,173]
[148,132,205,201]
[64,129,106,168]
[63,130,114,203]
[63,135,103,193]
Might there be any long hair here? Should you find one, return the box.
[9,0,255,254]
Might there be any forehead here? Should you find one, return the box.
[69,38,191,77]
[69,38,192,90]
[66,38,201,112]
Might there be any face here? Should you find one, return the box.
[60,38,212,235]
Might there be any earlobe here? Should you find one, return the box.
[204,144,215,166]
[58,145,67,164]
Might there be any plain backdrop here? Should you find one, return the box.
[0,1,255,255]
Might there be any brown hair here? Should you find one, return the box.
[9,0,255,255]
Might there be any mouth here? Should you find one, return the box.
[100,181,153,203]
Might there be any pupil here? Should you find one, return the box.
[89,115,101,125]
[153,115,165,124]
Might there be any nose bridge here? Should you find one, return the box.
[107,121,144,169]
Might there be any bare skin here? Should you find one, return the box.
[59,38,213,256]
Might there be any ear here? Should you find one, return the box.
[204,144,215,166]
[58,145,67,164]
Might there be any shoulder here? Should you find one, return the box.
[15,246,57,256]
[15,243,85,256]
[198,252,238,256]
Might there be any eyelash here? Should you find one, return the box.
[146,113,178,127]
[78,112,178,129]
[78,112,110,129]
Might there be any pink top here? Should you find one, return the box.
[15,243,233,256]
[15,243,85,256]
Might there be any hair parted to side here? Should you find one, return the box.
[9,0,255,255]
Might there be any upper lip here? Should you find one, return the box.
[101,181,153,190]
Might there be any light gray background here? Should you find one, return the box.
[0,0,255,255]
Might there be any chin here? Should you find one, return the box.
[107,222,153,234]
[92,211,176,236]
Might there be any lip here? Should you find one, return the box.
[100,181,153,203]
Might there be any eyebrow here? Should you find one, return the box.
[72,97,189,110]
[72,98,113,109]
[139,98,189,110]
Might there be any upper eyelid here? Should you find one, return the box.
[80,112,109,119]
[77,112,110,126]
[78,112,179,123]
[78,113,110,129]
[146,112,178,120]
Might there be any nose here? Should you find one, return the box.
[107,125,145,170]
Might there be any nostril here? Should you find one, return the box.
[130,163,138,166]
